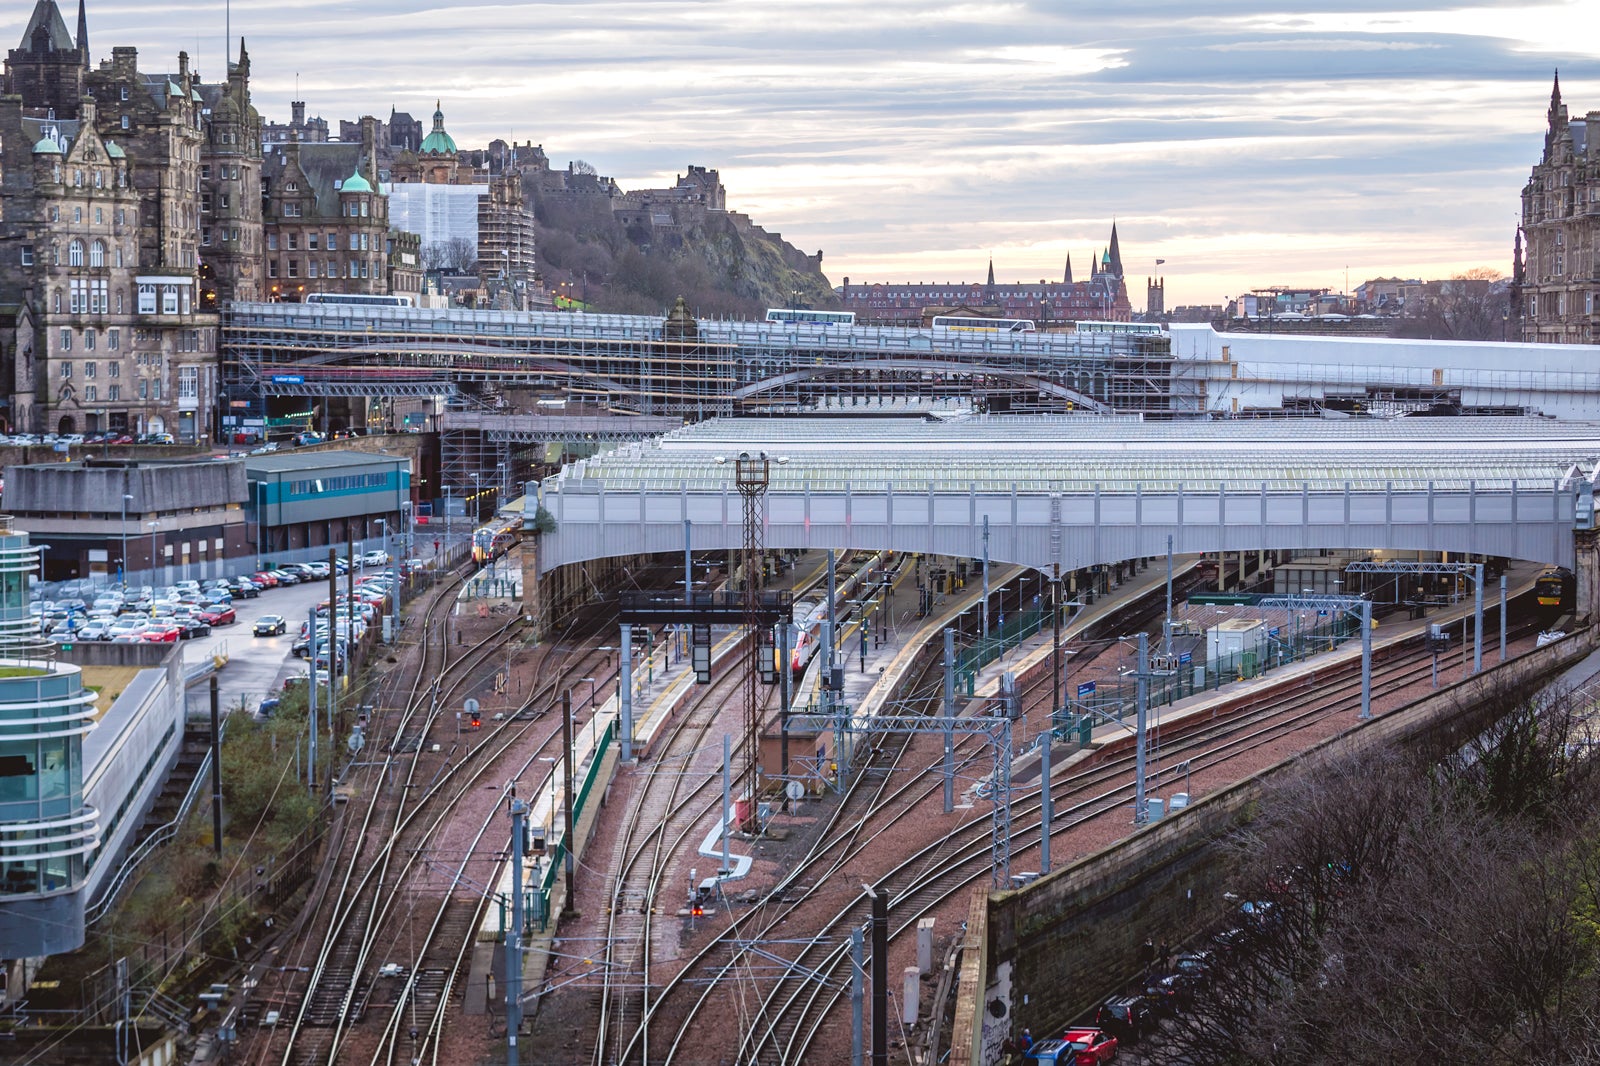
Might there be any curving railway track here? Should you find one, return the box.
[602,594,1546,1065]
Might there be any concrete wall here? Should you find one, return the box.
[6,459,246,514]
[981,631,1598,1050]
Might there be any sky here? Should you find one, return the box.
[36,1,1600,309]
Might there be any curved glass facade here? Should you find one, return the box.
[0,518,98,956]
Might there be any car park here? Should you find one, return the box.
[253,614,287,637]
[270,569,300,586]
[140,625,180,643]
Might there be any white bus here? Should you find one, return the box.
[765,308,856,326]
[1072,320,1161,335]
[304,292,414,308]
[930,315,1036,333]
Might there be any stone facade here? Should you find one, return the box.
[194,44,265,306]
[0,13,222,442]
[1515,74,1600,344]
[260,119,393,300]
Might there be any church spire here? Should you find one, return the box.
[1064,254,1073,285]
[1550,69,1563,122]
[75,0,87,68]
[1108,221,1124,279]
[986,257,995,287]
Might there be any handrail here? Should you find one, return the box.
[85,719,226,926]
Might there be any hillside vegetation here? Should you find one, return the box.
[528,173,837,320]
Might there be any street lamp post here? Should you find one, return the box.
[148,520,160,587]
[120,493,133,586]
[581,676,597,712]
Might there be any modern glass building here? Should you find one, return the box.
[0,517,100,956]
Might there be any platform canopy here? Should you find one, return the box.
[534,416,1600,575]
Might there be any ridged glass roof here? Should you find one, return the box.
[546,416,1600,494]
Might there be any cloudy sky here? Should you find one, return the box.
[44,1,1600,308]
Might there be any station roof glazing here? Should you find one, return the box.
[547,416,1600,494]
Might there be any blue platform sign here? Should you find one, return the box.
[272,374,304,384]
[1178,652,1192,665]
[1076,681,1096,699]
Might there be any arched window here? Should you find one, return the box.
[68,239,84,267]
[89,240,104,268]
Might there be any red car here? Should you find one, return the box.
[1058,1028,1118,1065]
[139,625,180,643]
[252,571,280,589]
[198,605,236,626]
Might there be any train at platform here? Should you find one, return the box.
[781,550,896,678]
[1535,566,1575,615]
[471,516,519,566]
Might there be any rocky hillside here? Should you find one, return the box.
[528,171,837,319]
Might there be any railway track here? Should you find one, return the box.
[229,553,642,1066]
[627,595,1545,1064]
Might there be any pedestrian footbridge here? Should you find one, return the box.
[531,416,1600,575]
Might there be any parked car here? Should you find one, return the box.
[1094,996,1151,1045]
[139,625,181,643]
[360,549,389,567]
[253,615,288,637]
[1059,1028,1118,1065]
[227,577,260,599]
[256,697,281,717]
[198,605,236,626]
[269,569,300,586]
[76,621,112,641]
[251,571,281,589]
[178,619,212,640]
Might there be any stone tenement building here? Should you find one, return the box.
[1514,74,1600,344]
[259,117,421,302]
[838,224,1135,327]
[0,1,227,440]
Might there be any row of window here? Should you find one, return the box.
[49,163,126,190]
[58,329,119,353]
[55,330,209,357]
[59,359,123,378]
[269,259,382,280]
[58,383,127,402]
[286,472,390,496]
[45,206,127,226]
[269,231,375,252]
[1526,292,1599,319]
[25,238,127,269]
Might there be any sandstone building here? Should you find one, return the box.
[0,1,224,440]
[1514,74,1600,344]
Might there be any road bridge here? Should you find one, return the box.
[529,416,1600,584]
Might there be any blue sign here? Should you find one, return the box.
[1178,652,1192,665]
[1268,627,1280,638]
[1076,681,1096,699]
[272,374,304,384]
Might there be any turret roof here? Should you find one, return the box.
[419,100,457,155]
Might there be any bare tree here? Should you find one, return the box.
[1391,267,1511,341]
[1162,690,1600,1066]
